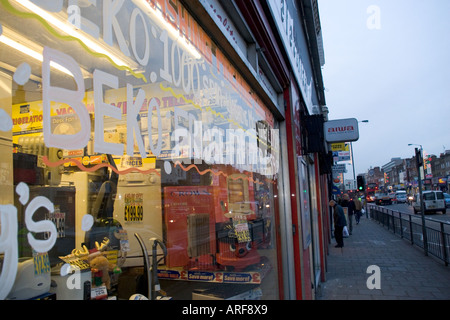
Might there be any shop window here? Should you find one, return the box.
[0,0,281,300]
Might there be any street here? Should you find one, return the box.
[389,203,450,223]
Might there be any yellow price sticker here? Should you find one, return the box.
[33,252,51,275]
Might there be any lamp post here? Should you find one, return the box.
[350,120,369,183]
[408,143,428,256]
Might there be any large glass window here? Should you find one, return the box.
[0,0,281,300]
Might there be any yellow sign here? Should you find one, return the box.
[331,143,349,152]
[33,252,51,275]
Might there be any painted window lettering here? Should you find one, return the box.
[42,47,277,175]
[0,183,57,300]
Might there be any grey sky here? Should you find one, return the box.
[318,0,450,178]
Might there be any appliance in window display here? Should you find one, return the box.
[113,156,163,267]
[163,168,266,272]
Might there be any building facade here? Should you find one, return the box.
[365,151,450,194]
[0,0,329,300]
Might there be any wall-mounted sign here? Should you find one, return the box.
[332,151,351,162]
[267,0,316,114]
[331,142,349,152]
[332,164,347,173]
[324,118,359,143]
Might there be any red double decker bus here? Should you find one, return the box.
[366,183,379,202]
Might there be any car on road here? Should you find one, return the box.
[413,190,446,214]
[374,192,392,205]
[396,193,407,203]
[444,193,450,208]
[394,190,407,203]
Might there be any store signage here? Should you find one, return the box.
[331,142,349,152]
[332,151,350,162]
[332,164,347,173]
[337,151,351,161]
[332,185,341,195]
[324,118,359,142]
[267,0,315,114]
[157,269,264,284]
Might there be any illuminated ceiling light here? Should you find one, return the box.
[0,27,80,77]
[12,0,138,69]
[0,61,42,83]
[134,0,201,60]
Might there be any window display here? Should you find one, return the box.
[0,0,281,300]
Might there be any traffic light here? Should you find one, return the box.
[415,148,423,166]
[357,176,365,191]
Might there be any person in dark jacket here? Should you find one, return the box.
[340,193,355,235]
[330,199,347,248]
[353,195,363,224]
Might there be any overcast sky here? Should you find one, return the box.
[318,0,450,178]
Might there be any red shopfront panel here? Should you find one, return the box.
[164,186,217,268]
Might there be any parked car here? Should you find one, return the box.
[396,193,407,203]
[444,193,450,208]
[413,190,446,214]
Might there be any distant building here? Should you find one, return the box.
[366,151,450,193]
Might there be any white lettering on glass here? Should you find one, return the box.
[126,84,146,158]
[93,69,124,155]
[43,47,91,149]
[148,97,163,156]
[0,204,18,300]
[103,0,130,57]
[130,7,150,66]
[0,183,58,299]
[67,0,100,39]
[25,196,57,253]
[159,30,173,83]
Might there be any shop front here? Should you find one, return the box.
[0,0,284,300]
[267,0,328,300]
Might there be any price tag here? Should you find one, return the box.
[124,193,144,222]
[232,216,251,243]
[33,251,51,275]
[91,286,108,300]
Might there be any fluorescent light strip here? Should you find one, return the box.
[0,61,42,82]
[13,0,137,69]
[0,33,75,76]
[134,0,201,60]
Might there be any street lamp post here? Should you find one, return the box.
[350,120,369,183]
[408,143,428,256]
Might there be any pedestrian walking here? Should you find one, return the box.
[339,193,355,235]
[353,195,363,224]
[329,199,347,248]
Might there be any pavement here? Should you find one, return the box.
[318,215,450,300]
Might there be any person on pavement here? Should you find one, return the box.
[330,199,347,248]
[340,193,355,235]
[353,195,363,224]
